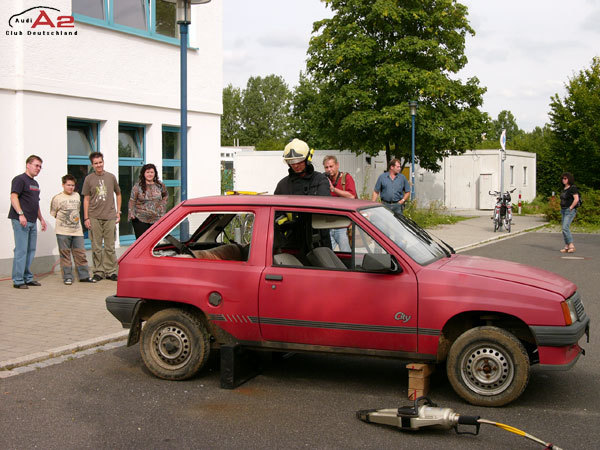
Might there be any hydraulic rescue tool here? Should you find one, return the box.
[357,397,563,449]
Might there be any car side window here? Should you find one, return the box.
[271,211,391,272]
[153,211,254,262]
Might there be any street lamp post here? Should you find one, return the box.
[176,0,210,240]
[177,0,211,204]
[408,100,418,201]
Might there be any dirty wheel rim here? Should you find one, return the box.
[151,324,192,370]
[460,344,514,396]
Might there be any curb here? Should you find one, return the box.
[0,330,128,371]
[455,222,549,253]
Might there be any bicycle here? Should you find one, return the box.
[489,188,516,232]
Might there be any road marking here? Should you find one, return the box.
[561,256,586,260]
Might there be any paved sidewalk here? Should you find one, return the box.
[0,213,548,374]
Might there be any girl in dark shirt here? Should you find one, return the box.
[559,172,580,253]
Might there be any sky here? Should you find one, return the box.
[223,0,600,132]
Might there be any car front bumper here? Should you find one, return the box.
[531,316,590,370]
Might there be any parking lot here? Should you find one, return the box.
[0,231,597,449]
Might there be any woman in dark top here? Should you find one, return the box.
[128,164,168,239]
[559,172,580,253]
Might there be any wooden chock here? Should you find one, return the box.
[407,362,435,400]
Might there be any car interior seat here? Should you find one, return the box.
[307,247,347,270]
[273,253,304,266]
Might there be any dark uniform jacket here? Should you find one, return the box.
[274,164,330,196]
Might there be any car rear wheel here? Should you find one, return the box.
[446,326,529,406]
[140,308,210,380]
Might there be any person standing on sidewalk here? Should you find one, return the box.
[559,172,580,253]
[8,155,47,289]
[50,174,97,285]
[323,155,356,251]
[127,163,168,239]
[82,152,122,282]
[372,158,410,215]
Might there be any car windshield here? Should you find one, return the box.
[359,205,447,265]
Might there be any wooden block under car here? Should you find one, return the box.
[408,376,430,391]
[406,362,435,378]
[408,389,427,401]
[406,363,435,400]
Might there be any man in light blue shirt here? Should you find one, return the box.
[372,158,411,215]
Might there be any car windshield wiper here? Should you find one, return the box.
[398,215,451,258]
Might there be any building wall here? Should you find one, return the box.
[414,149,537,210]
[233,150,387,198]
[0,1,222,275]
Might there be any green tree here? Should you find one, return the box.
[513,125,558,195]
[221,84,242,146]
[491,110,523,145]
[549,56,600,190]
[296,0,488,170]
[240,75,293,150]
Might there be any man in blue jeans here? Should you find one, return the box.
[372,158,411,215]
[9,155,47,289]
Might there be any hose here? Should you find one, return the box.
[478,419,563,450]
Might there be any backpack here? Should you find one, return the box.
[574,186,582,208]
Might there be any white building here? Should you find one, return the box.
[414,149,537,210]
[234,150,388,198]
[1,0,222,275]
[234,148,536,210]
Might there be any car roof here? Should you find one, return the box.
[182,195,375,212]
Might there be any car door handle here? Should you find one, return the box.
[265,274,283,281]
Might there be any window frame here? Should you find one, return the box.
[162,125,181,211]
[67,118,100,250]
[72,0,184,46]
[118,122,146,245]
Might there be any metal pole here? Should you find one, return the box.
[179,14,190,241]
[179,20,189,202]
[411,113,416,200]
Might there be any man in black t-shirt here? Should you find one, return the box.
[8,155,47,289]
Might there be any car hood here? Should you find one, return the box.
[439,255,576,298]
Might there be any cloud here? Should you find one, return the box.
[581,8,600,32]
[256,32,308,50]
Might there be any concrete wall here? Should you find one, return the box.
[414,149,537,210]
[0,1,222,276]
[233,150,387,198]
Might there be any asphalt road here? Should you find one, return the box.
[1,231,597,449]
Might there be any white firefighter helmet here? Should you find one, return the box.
[283,138,313,165]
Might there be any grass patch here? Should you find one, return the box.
[404,201,471,228]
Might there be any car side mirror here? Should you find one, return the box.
[362,253,402,273]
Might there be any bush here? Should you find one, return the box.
[404,200,470,228]
[543,188,600,226]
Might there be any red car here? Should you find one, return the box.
[106,195,589,406]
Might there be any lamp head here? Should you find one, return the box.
[408,100,418,117]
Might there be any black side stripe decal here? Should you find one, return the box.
[208,314,440,336]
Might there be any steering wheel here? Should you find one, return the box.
[165,235,196,258]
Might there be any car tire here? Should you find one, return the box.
[140,308,210,380]
[446,326,529,407]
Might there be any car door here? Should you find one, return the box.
[258,208,418,353]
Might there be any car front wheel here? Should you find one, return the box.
[446,326,529,407]
[140,308,210,380]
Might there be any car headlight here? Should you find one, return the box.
[560,298,578,325]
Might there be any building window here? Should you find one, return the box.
[509,165,514,186]
[119,123,145,244]
[162,126,181,212]
[73,0,180,42]
[523,166,528,186]
[73,0,106,20]
[67,119,99,243]
[114,0,148,31]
